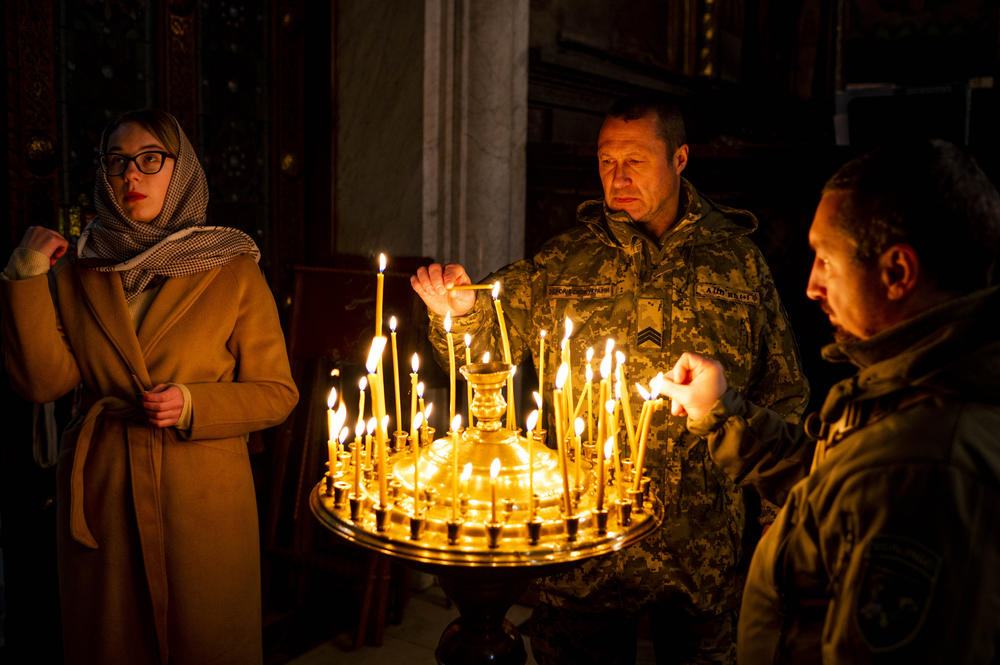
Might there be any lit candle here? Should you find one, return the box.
[444,312,456,423]
[328,397,346,473]
[326,387,338,443]
[366,338,388,506]
[379,414,389,506]
[365,417,376,474]
[450,414,462,520]
[574,417,584,490]
[526,409,538,519]
[610,395,624,502]
[464,334,473,425]
[490,458,501,523]
[338,426,349,475]
[538,330,546,427]
[389,316,403,432]
[561,318,574,436]
[585,353,594,445]
[357,377,367,425]
[606,399,621,502]
[353,424,362,497]
[374,253,386,338]
[417,381,425,422]
[597,437,613,512]
[553,363,572,514]
[409,354,419,434]
[631,382,653,492]
[597,353,612,451]
[412,411,424,513]
[616,351,636,449]
[491,282,515,428]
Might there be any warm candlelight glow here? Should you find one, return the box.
[444,312,456,422]
[491,282,500,299]
[379,253,386,272]
[389,316,403,432]
[490,458,501,523]
[574,417,584,489]
[326,388,338,410]
[326,388,339,455]
[464,334,473,425]
[533,391,542,410]
[461,462,473,496]
[366,337,387,374]
[564,317,573,340]
[605,338,615,356]
[375,253,387,338]
[600,353,613,379]
[526,409,538,518]
[389,316,397,332]
[491,282,514,427]
[412,411,424,513]
[411,354,419,373]
[450,414,462,520]
[555,362,569,389]
[597,437,614,511]
[482,352,490,363]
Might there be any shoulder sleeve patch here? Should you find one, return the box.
[547,284,615,299]
[854,535,941,652]
[695,283,760,307]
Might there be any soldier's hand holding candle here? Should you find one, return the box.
[658,352,727,420]
[410,263,476,317]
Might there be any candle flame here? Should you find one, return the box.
[564,317,573,339]
[540,329,547,339]
[614,381,622,400]
[411,353,420,373]
[586,365,594,382]
[491,282,500,299]
[332,402,347,434]
[649,372,664,397]
[378,253,386,272]
[605,338,615,355]
[339,426,350,444]
[555,362,569,389]
[464,333,471,347]
[604,438,615,459]
[561,338,567,352]
[412,411,424,431]
[389,315,397,332]
[381,414,389,433]
[358,376,367,391]
[526,409,539,432]
[600,354,613,379]
[365,337,387,373]
[417,381,424,398]
[511,366,517,377]
[355,418,365,437]
[450,414,462,432]
[327,387,338,409]
[482,352,491,363]
[636,383,651,401]
[616,350,625,366]
[443,311,452,333]
[605,399,616,414]
[575,417,584,437]
[424,402,433,420]
[490,458,501,479]
[586,347,594,362]
[533,391,542,409]
[461,462,473,482]
[366,417,377,435]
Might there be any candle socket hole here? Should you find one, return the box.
[596,509,609,535]
[486,522,503,549]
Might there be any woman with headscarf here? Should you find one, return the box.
[1,109,298,664]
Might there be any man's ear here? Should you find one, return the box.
[673,144,689,175]
[880,243,920,301]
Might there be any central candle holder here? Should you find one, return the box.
[312,361,662,665]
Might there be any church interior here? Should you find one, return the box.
[3,1,998,663]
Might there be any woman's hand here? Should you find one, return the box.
[410,263,477,317]
[20,226,69,267]
[142,384,184,428]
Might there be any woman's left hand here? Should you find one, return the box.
[142,384,184,428]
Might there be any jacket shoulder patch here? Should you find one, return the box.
[547,284,614,299]
[854,535,940,652]
[695,283,760,307]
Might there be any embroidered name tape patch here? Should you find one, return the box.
[696,283,760,306]
[547,284,615,299]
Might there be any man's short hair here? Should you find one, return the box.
[822,139,1000,293]
[606,93,687,155]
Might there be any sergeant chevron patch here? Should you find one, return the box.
[637,298,664,349]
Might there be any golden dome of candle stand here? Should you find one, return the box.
[311,362,662,665]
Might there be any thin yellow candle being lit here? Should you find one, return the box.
[616,351,636,449]
[490,458,501,523]
[574,417,584,490]
[538,330,546,427]
[389,316,403,432]
[553,363,572,515]
[444,312,456,423]
[338,426,349,475]
[491,282,515,428]
[357,377,367,425]
[631,382,653,492]
[416,381,425,423]
[326,387,338,443]
[585,352,594,445]
[374,253,386,338]
[606,398,622,502]
[411,411,424,513]
[365,417,376,473]
[378,414,389,506]
[450,414,462,520]
[561,318,574,436]
[353,423,363,497]
[464,334,473,425]
[327,395,346,473]
[409,353,419,434]
[366,338,389,506]
[597,437,613,511]
[526,409,538,519]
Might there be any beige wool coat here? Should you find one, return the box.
[1,253,298,665]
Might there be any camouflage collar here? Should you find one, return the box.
[577,179,703,250]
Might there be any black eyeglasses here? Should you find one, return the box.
[99,151,175,176]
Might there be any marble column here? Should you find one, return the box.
[422,0,528,281]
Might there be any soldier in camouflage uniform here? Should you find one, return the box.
[411,94,808,664]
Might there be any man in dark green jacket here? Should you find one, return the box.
[412,94,808,664]
[661,139,1000,663]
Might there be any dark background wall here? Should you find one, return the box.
[3,1,998,662]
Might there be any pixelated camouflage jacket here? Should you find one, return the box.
[697,285,1000,663]
[428,179,808,613]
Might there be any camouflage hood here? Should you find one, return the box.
[818,284,1000,424]
[575,178,758,256]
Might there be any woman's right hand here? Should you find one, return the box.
[20,226,69,267]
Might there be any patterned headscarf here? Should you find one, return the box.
[77,112,259,301]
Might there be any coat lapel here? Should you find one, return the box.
[136,266,223,355]
[77,267,152,390]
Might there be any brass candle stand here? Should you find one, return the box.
[312,362,662,665]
